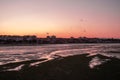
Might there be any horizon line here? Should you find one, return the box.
[0,34,120,39]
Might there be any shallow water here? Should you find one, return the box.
[0,44,120,66]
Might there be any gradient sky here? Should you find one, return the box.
[0,0,120,38]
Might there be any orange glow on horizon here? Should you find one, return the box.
[0,0,120,38]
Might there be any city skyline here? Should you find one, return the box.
[0,0,120,38]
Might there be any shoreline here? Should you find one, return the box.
[0,43,120,46]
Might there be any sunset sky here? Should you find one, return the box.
[0,0,120,38]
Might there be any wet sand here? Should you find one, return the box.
[0,54,120,80]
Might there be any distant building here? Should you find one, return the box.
[51,35,56,39]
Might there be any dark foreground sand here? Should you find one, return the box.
[0,54,120,80]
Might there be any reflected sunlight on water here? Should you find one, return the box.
[0,44,120,67]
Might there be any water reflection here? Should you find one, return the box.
[89,57,110,69]
[0,44,120,66]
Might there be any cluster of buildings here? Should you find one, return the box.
[0,35,37,44]
[0,35,37,41]
[0,35,120,45]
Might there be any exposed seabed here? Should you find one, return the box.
[0,53,120,80]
